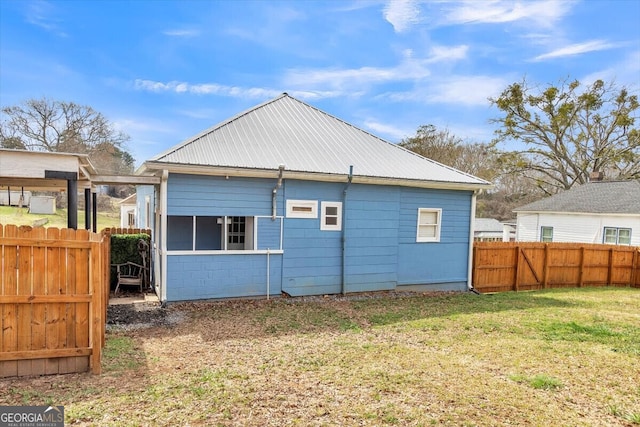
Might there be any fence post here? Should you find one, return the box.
[89,240,103,375]
[543,244,550,289]
[629,248,640,288]
[607,248,614,286]
[578,246,585,288]
[514,246,520,292]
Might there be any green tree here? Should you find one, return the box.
[0,98,134,174]
[490,78,639,194]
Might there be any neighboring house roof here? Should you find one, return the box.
[119,194,137,205]
[143,94,490,190]
[475,218,507,232]
[514,180,640,214]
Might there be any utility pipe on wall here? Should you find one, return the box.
[272,164,285,220]
[341,165,354,295]
[467,189,479,292]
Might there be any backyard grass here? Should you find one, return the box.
[1,287,639,426]
[0,205,120,230]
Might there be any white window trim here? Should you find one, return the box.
[540,226,553,242]
[603,226,631,245]
[286,199,318,218]
[320,201,342,231]
[416,208,442,243]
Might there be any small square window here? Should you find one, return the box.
[541,226,553,242]
[321,201,342,231]
[416,208,441,242]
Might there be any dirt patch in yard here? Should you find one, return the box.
[3,289,639,427]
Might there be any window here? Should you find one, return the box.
[127,211,135,227]
[321,201,342,231]
[286,199,318,218]
[227,216,246,250]
[604,227,631,245]
[416,208,441,242]
[540,226,553,242]
[144,196,151,228]
[167,215,254,251]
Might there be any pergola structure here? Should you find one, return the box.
[0,149,159,231]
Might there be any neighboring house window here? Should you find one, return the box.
[286,199,318,218]
[603,227,631,245]
[540,226,553,242]
[416,208,441,242]
[127,211,135,227]
[321,201,342,231]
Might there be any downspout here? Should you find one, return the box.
[160,170,169,305]
[342,165,353,295]
[467,189,480,294]
[272,164,285,219]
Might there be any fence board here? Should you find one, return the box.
[473,242,640,293]
[0,224,108,377]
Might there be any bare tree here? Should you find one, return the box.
[490,78,639,194]
[1,98,133,174]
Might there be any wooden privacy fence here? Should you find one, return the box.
[473,242,640,293]
[0,224,110,377]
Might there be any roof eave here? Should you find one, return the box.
[140,161,493,191]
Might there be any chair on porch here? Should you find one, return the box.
[113,261,145,295]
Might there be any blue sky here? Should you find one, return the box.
[1,0,639,167]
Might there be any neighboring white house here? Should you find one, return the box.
[119,193,137,228]
[513,180,640,246]
[474,218,515,242]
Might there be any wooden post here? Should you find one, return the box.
[514,246,520,292]
[90,240,102,374]
[607,248,614,286]
[632,249,640,288]
[578,246,585,288]
[543,244,550,289]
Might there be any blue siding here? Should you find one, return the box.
[343,185,399,292]
[167,174,283,216]
[397,187,472,288]
[256,217,282,250]
[282,180,343,296]
[135,185,155,230]
[166,254,282,301]
[161,174,474,301]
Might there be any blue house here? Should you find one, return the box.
[137,94,491,303]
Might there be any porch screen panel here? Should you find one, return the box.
[167,216,193,250]
[196,216,222,250]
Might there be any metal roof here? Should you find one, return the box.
[148,94,490,188]
[514,180,640,214]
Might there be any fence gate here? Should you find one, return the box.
[0,224,109,377]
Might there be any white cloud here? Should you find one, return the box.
[363,119,412,141]
[284,47,466,91]
[383,0,421,32]
[384,75,509,106]
[25,0,67,37]
[532,40,618,61]
[132,80,344,101]
[163,29,200,37]
[443,0,574,27]
[581,50,640,90]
